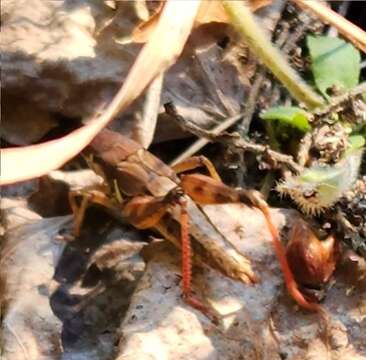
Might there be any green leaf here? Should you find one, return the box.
[307,36,360,98]
[260,106,311,132]
[348,135,365,150]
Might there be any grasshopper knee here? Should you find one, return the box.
[180,173,239,204]
[238,189,267,209]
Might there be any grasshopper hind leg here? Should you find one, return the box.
[179,197,220,324]
[180,173,323,312]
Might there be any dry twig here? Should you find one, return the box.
[165,103,302,174]
[170,112,245,166]
[313,82,366,118]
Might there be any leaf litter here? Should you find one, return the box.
[1,1,366,359]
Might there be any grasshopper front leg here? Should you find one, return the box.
[172,155,222,182]
[180,173,323,312]
[69,186,118,237]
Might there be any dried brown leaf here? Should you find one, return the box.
[196,0,272,25]
[1,1,200,185]
[132,0,272,43]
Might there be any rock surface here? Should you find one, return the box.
[1,0,285,143]
[117,205,366,360]
[1,216,68,360]
[1,201,365,359]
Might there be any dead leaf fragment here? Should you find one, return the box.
[1,0,200,185]
[132,0,272,43]
[196,0,272,25]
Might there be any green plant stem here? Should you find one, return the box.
[223,0,324,109]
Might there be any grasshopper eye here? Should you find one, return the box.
[303,190,317,198]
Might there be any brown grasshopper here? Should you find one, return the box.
[70,128,322,321]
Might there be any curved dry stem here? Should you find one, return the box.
[223,0,324,109]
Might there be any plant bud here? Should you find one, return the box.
[286,220,338,287]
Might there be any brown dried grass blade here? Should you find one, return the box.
[1,0,200,185]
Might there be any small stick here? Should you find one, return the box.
[293,0,366,54]
[327,2,350,37]
[166,103,303,174]
[296,132,312,168]
[313,82,366,118]
[169,112,244,166]
[237,72,265,137]
[237,0,301,137]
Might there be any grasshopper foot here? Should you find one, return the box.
[183,293,220,325]
[164,186,185,205]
